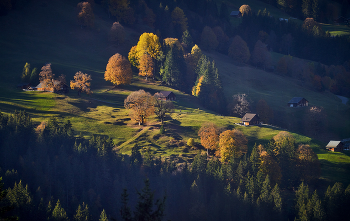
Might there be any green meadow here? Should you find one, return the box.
[0,0,349,185]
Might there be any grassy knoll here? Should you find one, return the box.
[321,23,350,37]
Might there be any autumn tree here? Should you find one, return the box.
[256,99,273,124]
[124,90,155,126]
[153,95,174,124]
[70,71,92,95]
[128,33,162,69]
[39,63,55,91]
[229,93,250,117]
[108,0,135,25]
[109,22,125,44]
[258,148,282,185]
[239,5,252,16]
[296,144,320,183]
[198,122,220,157]
[77,2,94,28]
[171,7,188,37]
[105,53,133,86]
[228,35,250,64]
[138,53,155,80]
[200,26,218,51]
[218,129,248,162]
[251,40,272,70]
[302,18,319,33]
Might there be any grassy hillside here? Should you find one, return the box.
[0,0,350,185]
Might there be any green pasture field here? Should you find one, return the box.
[0,0,349,184]
[321,23,350,37]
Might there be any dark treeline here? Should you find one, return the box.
[1,111,350,220]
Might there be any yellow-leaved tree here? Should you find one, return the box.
[104,53,133,86]
[138,53,154,80]
[198,122,220,157]
[124,90,155,126]
[128,33,162,68]
[218,129,248,162]
[70,71,92,95]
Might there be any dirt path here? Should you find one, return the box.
[113,126,150,151]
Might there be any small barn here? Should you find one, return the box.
[241,113,260,126]
[230,11,241,18]
[35,80,68,93]
[326,141,344,152]
[288,97,309,107]
[155,91,176,101]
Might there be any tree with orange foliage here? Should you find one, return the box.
[77,2,94,28]
[198,122,220,157]
[70,71,92,95]
[105,53,133,86]
[296,144,320,183]
[218,129,248,162]
[259,152,282,185]
[138,53,154,80]
[302,18,318,33]
[39,63,55,91]
[124,90,155,126]
[239,5,252,16]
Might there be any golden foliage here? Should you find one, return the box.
[128,46,138,67]
[191,44,202,64]
[228,35,250,63]
[129,33,162,68]
[104,53,133,86]
[198,122,220,155]
[192,75,204,96]
[272,131,296,157]
[124,90,155,125]
[139,53,154,79]
[239,5,252,16]
[77,2,94,28]
[70,71,92,95]
[218,129,248,162]
[39,63,55,91]
[296,144,320,183]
